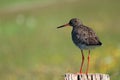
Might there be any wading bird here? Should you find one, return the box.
[57,18,102,74]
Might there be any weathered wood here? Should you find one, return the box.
[65,73,110,80]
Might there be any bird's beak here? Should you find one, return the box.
[57,23,70,28]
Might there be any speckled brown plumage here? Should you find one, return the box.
[71,22,102,50]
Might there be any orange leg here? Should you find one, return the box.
[80,50,84,73]
[86,50,90,74]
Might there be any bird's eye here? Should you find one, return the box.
[74,20,77,23]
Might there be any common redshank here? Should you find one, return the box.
[57,18,102,74]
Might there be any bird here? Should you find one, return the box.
[57,18,102,74]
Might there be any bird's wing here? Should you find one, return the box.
[76,25,102,46]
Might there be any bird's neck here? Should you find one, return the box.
[73,24,83,29]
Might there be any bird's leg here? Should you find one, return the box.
[80,50,84,73]
[86,50,90,74]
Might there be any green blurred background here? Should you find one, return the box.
[0,0,120,80]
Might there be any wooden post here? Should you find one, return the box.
[64,73,110,80]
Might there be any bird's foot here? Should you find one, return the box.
[75,72,83,75]
[85,72,88,75]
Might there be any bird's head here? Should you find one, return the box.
[57,18,83,28]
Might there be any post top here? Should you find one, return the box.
[65,73,110,80]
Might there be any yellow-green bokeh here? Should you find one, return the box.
[0,0,120,80]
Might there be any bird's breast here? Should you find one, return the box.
[71,30,97,50]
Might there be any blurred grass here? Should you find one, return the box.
[0,0,120,80]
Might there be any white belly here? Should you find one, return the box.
[77,43,97,50]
